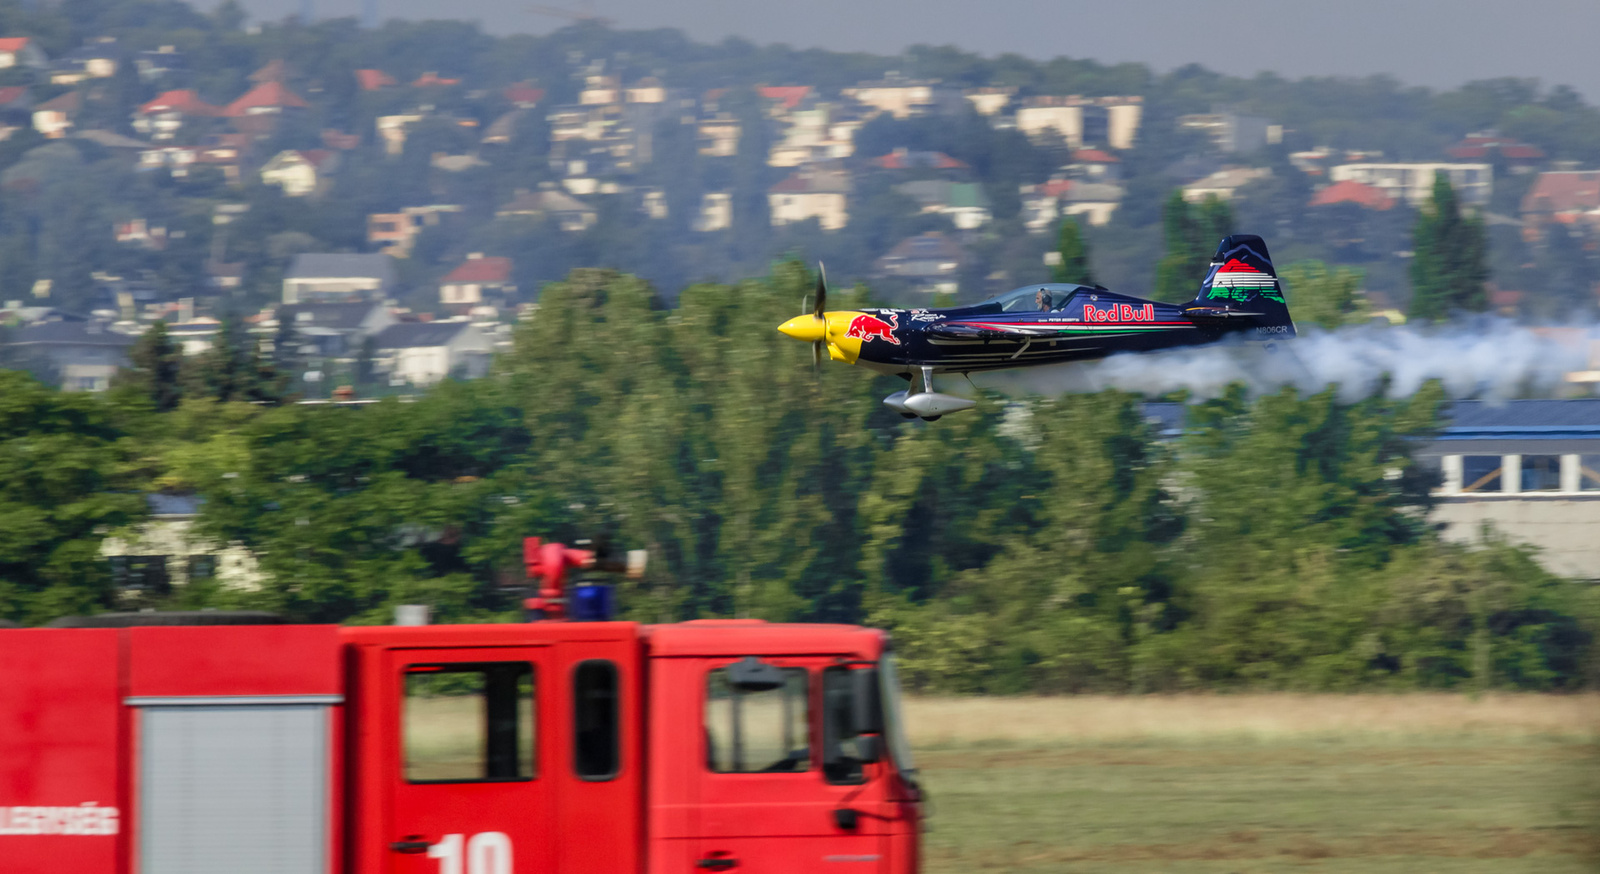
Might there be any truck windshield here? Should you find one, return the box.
[878,654,916,776]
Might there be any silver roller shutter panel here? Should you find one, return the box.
[139,702,330,874]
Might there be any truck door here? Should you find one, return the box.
[691,657,888,873]
[381,647,553,874]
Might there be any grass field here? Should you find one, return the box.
[905,695,1600,874]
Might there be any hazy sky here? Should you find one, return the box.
[232,0,1600,100]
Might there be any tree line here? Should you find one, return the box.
[2,255,1591,691]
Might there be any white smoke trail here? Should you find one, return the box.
[970,318,1596,402]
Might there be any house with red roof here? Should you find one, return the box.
[1489,286,1524,318]
[224,81,309,118]
[503,82,544,108]
[355,69,396,91]
[1521,171,1600,216]
[1020,180,1075,232]
[1309,179,1396,210]
[1520,170,1600,239]
[1448,133,1546,174]
[873,147,968,171]
[133,89,221,141]
[701,88,730,112]
[1064,148,1121,181]
[440,253,515,311]
[0,37,47,70]
[412,72,461,89]
[757,86,811,115]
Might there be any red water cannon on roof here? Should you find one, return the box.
[522,537,647,621]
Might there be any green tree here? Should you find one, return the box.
[870,392,1181,693]
[182,319,283,404]
[1409,172,1489,321]
[116,321,184,412]
[192,381,545,623]
[1143,385,1445,690]
[0,371,144,623]
[1280,260,1364,330]
[1051,217,1096,285]
[1153,193,1233,301]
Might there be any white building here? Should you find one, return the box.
[842,76,946,119]
[694,192,733,232]
[896,180,992,230]
[439,254,514,311]
[768,104,861,167]
[1178,112,1282,154]
[625,77,666,104]
[3,319,133,391]
[1015,96,1143,150]
[1182,167,1273,202]
[282,254,397,304]
[375,114,424,156]
[697,115,741,157]
[1329,162,1493,207]
[962,86,1015,117]
[373,321,493,386]
[495,187,598,232]
[768,168,851,231]
[1020,180,1123,231]
[272,300,396,359]
[259,150,338,197]
[101,495,264,594]
[1417,399,1600,581]
[579,74,621,106]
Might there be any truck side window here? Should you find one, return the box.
[573,660,619,780]
[822,667,866,784]
[705,667,809,773]
[403,662,534,783]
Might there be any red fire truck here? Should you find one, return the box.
[0,544,923,873]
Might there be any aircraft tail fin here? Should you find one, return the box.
[1182,234,1296,338]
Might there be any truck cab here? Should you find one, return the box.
[0,616,921,874]
[347,619,921,874]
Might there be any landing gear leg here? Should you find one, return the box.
[883,366,974,420]
[915,366,942,420]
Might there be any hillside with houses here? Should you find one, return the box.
[0,4,1599,392]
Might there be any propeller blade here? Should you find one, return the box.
[812,339,822,368]
[813,263,827,319]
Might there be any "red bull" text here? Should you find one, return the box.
[846,313,900,344]
[1083,303,1155,323]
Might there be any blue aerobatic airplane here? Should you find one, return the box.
[778,234,1296,419]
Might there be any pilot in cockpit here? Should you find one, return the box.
[1035,288,1053,311]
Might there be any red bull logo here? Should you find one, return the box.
[1083,303,1155,323]
[846,313,900,344]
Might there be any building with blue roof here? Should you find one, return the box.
[1415,399,1600,580]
